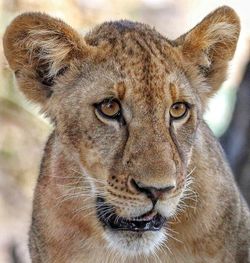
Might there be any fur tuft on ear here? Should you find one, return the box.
[3,12,93,104]
[175,6,240,100]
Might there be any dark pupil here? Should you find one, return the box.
[174,104,180,110]
[107,102,115,109]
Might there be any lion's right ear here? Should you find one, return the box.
[3,12,93,105]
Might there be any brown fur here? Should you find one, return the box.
[3,6,250,263]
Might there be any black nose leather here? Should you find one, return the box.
[131,179,175,204]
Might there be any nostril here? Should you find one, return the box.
[130,178,142,192]
[127,177,139,194]
[129,178,175,204]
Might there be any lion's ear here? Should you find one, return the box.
[175,6,240,99]
[3,12,92,105]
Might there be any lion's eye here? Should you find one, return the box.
[170,102,188,120]
[95,98,121,119]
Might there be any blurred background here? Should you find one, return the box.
[0,0,249,262]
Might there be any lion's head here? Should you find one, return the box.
[3,7,240,257]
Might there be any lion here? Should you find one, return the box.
[3,6,250,263]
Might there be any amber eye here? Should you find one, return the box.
[95,98,121,119]
[170,102,188,120]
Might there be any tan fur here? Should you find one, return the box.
[3,6,250,263]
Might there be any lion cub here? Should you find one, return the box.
[3,6,250,263]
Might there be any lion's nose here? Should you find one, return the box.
[130,178,175,205]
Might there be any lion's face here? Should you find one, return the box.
[3,9,240,257]
[50,25,201,255]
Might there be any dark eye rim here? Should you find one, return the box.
[170,102,191,120]
[94,97,122,120]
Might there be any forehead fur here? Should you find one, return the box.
[82,20,199,114]
[85,19,182,70]
[86,20,169,44]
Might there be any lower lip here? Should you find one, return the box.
[96,197,166,232]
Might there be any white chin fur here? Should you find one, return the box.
[103,228,166,257]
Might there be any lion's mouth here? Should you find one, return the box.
[96,197,166,232]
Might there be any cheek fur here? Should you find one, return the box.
[170,112,197,165]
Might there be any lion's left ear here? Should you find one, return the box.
[175,6,240,99]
